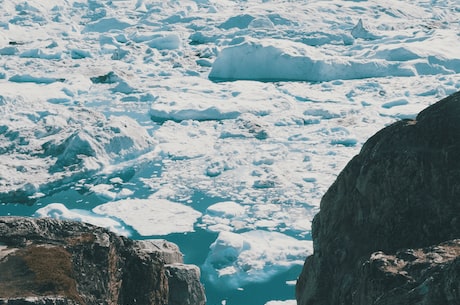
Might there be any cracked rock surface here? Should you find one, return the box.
[0,216,205,305]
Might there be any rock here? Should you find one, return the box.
[0,217,206,305]
[296,91,460,305]
[355,240,460,305]
[165,264,204,305]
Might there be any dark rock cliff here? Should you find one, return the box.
[0,217,206,305]
[296,91,460,305]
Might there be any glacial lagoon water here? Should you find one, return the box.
[1,168,303,305]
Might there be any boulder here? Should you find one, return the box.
[0,217,206,305]
[296,91,460,305]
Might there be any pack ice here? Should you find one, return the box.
[0,0,459,304]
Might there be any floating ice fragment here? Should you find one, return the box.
[35,203,130,236]
[0,46,18,55]
[203,230,312,288]
[382,98,409,109]
[19,49,62,60]
[248,17,275,29]
[219,14,255,30]
[70,49,92,59]
[146,33,181,50]
[90,184,133,200]
[93,198,202,236]
[351,19,380,40]
[209,38,414,82]
[9,74,64,84]
[265,301,296,305]
[207,201,246,218]
[83,17,133,33]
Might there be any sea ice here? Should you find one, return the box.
[92,198,202,236]
[206,201,246,218]
[90,184,134,201]
[0,0,459,304]
[83,17,133,33]
[203,230,313,288]
[265,301,296,305]
[35,203,130,237]
[209,38,416,82]
[0,95,156,201]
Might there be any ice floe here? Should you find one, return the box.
[93,198,202,236]
[0,96,156,202]
[35,203,131,237]
[203,230,313,288]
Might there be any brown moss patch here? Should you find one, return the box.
[0,254,36,297]
[0,245,84,304]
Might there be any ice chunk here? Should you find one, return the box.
[70,49,92,59]
[146,33,181,50]
[0,97,155,199]
[219,14,255,30]
[92,198,202,236]
[206,201,246,218]
[209,38,415,82]
[382,98,409,109]
[149,78,294,123]
[248,17,275,30]
[19,48,62,60]
[35,203,130,236]
[203,230,312,288]
[0,47,18,55]
[265,301,296,305]
[9,74,64,84]
[90,184,133,200]
[83,17,133,33]
[351,19,380,40]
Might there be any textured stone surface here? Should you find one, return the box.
[296,91,460,305]
[0,217,206,305]
[355,240,460,305]
[166,264,205,305]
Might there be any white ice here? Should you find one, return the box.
[203,230,313,289]
[35,203,130,237]
[92,198,202,236]
[1,0,459,303]
[36,198,202,236]
[265,301,296,305]
[209,37,416,82]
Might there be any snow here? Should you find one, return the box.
[0,0,459,304]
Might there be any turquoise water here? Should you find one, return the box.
[0,165,303,305]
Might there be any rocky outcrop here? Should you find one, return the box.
[355,239,460,305]
[0,217,206,305]
[296,91,460,305]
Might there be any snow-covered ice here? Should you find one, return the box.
[35,203,131,236]
[92,198,202,236]
[37,197,202,236]
[209,38,416,82]
[1,0,459,304]
[203,230,313,288]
